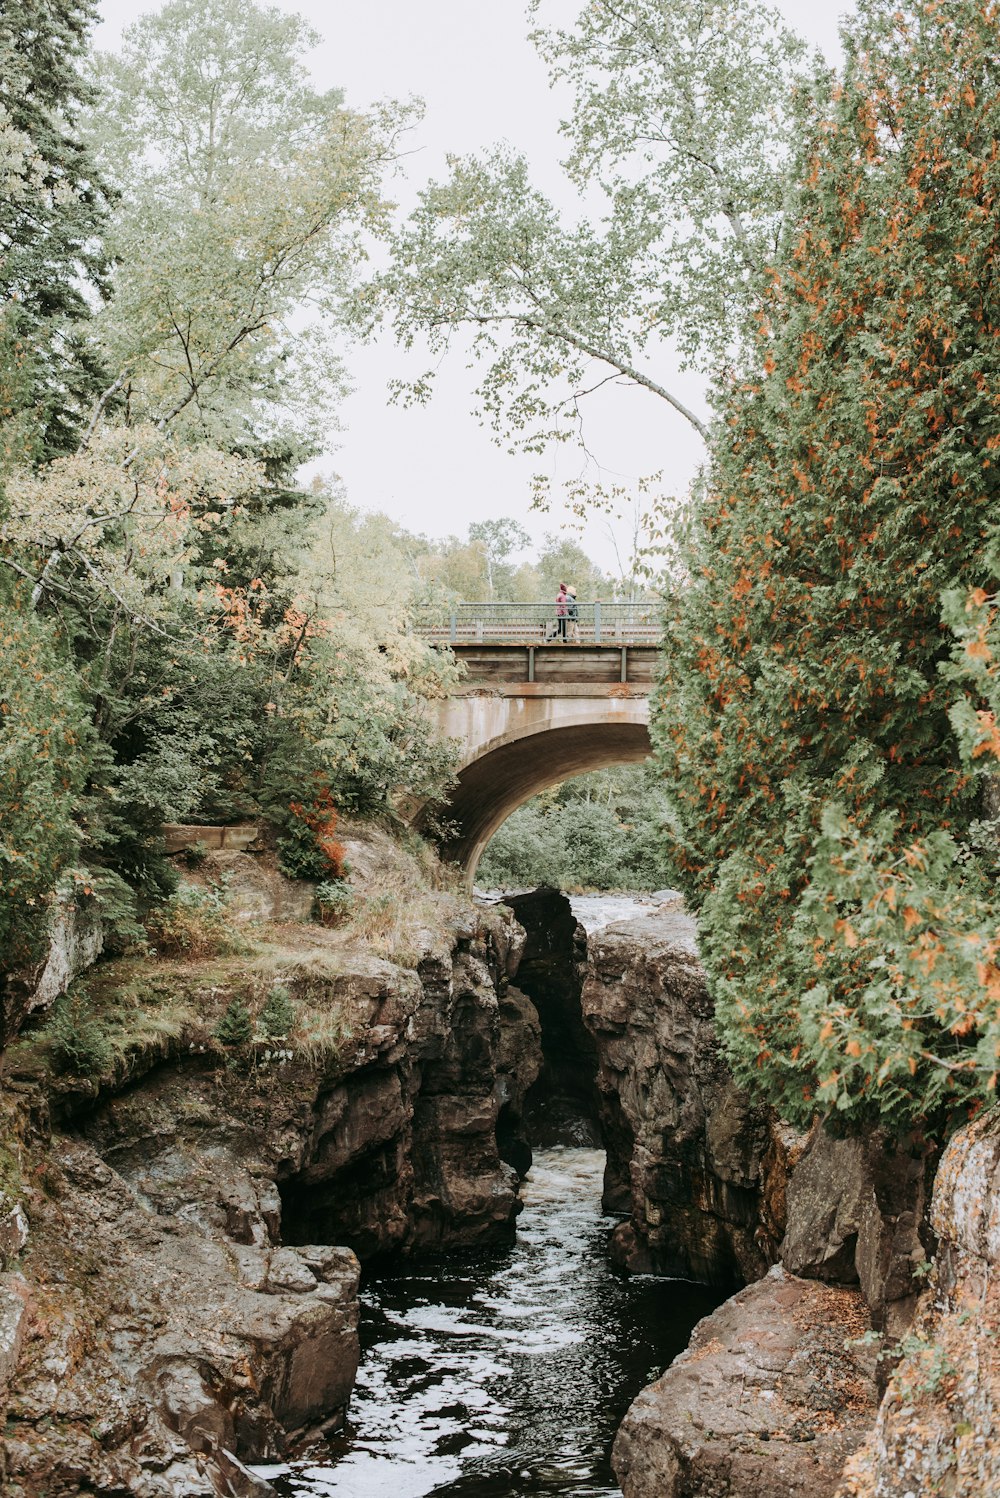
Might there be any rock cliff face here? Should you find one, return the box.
[500,888,598,1143]
[582,904,791,1286]
[275,923,538,1258]
[2,892,105,1048]
[781,1122,936,1341]
[838,1104,1000,1498]
[0,861,542,1497]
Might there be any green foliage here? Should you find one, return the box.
[0,0,458,971]
[362,0,809,501]
[0,604,92,973]
[313,880,354,925]
[0,0,112,461]
[215,996,252,1048]
[477,766,676,891]
[258,985,295,1039]
[44,992,113,1078]
[86,0,413,451]
[655,0,1000,1133]
[277,818,332,881]
[467,518,530,599]
[276,790,345,881]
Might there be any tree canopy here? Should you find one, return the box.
[359,0,810,477]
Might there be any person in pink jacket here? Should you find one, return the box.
[555,582,568,641]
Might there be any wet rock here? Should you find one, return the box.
[613,1266,879,1498]
[838,1105,1000,1497]
[583,906,777,1285]
[2,1136,358,1497]
[277,921,540,1257]
[502,888,599,1142]
[495,985,542,1176]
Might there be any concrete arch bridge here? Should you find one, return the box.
[414,602,661,882]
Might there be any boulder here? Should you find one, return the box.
[2,1136,358,1497]
[3,892,104,1044]
[613,1266,879,1498]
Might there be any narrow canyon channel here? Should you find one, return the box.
[256,895,721,1498]
[256,1145,720,1498]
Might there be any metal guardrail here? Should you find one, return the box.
[414,600,662,645]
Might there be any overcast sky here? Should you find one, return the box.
[94,0,854,568]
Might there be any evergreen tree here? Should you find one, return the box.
[657,0,1000,1133]
[0,0,111,461]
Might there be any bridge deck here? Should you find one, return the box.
[445,641,659,689]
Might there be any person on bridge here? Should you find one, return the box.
[566,586,580,642]
[555,582,568,641]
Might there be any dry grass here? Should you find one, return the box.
[291,1007,352,1067]
[144,884,248,960]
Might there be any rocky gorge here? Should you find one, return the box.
[0,834,996,1497]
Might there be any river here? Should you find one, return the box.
[256,1146,720,1498]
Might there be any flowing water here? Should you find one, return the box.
[256,1148,720,1498]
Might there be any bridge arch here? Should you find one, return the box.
[426,694,652,882]
[412,619,662,884]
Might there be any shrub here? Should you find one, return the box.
[45,994,113,1078]
[313,879,354,925]
[216,997,253,1048]
[277,788,347,881]
[259,984,295,1039]
[144,881,237,958]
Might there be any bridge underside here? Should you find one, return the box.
[433,717,652,882]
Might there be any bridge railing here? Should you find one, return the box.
[413,600,662,645]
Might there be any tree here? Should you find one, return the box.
[0,605,91,975]
[86,0,414,455]
[477,765,675,890]
[361,1,809,475]
[0,0,112,463]
[511,532,612,603]
[467,517,530,598]
[656,0,1000,1134]
[0,0,459,962]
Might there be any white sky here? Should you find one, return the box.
[94,0,853,568]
